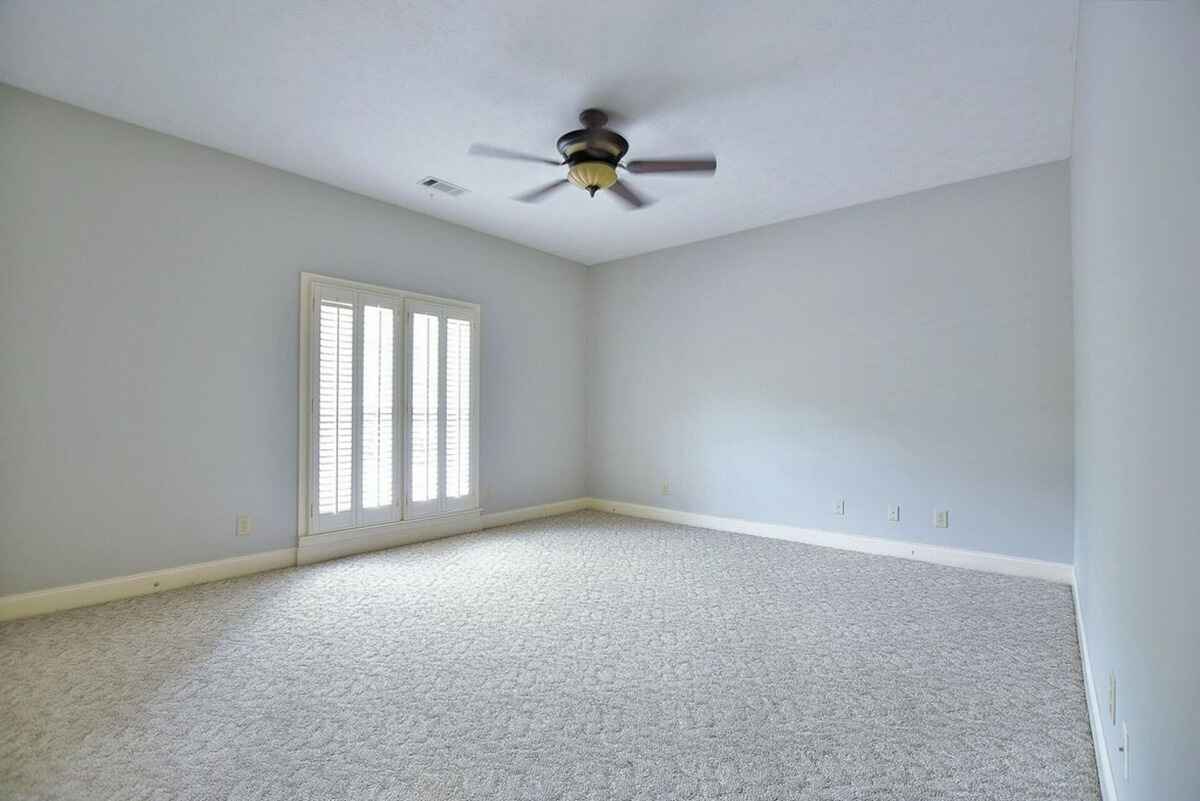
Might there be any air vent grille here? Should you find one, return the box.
[419,177,467,196]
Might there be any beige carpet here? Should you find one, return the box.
[0,511,1099,800]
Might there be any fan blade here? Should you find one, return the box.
[609,179,651,209]
[468,143,561,166]
[513,179,570,203]
[623,156,717,175]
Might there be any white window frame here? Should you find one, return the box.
[298,273,481,539]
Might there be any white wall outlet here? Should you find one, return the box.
[236,514,252,536]
[888,504,900,522]
[934,509,950,528]
[1121,721,1129,780]
[833,498,846,516]
[661,481,671,496]
[1108,672,1117,725]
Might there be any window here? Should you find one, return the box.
[405,301,477,517]
[302,275,479,535]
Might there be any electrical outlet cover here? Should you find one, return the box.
[1121,721,1129,780]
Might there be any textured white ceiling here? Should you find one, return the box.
[0,1,1078,265]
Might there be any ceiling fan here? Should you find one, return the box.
[468,109,716,209]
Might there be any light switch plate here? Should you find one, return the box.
[236,514,252,536]
[833,498,846,516]
[934,509,949,528]
[1109,672,1117,725]
[888,504,900,523]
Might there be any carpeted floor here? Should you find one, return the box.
[1,511,1099,801]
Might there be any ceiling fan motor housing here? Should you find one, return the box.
[557,120,628,196]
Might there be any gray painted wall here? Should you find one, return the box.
[1071,3,1200,799]
[587,162,1075,563]
[0,86,1077,598]
[0,84,588,595]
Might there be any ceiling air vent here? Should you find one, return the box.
[419,176,467,196]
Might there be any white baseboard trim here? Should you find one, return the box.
[1,499,591,622]
[297,509,483,566]
[0,548,296,622]
[1073,573,1119,801]
[588,498,1074,584]
[1,496,1072,622]
[480,497,592,529]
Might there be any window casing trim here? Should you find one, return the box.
[298,272,481,540]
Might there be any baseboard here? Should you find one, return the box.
[0,499,592,622]
[587,498,1073,584]
[0,548,296,622]
[296,509,483,566]
[480,497,592,529]
[1,496,1071,622]
[1073,573,1120,801]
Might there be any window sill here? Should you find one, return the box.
[297,508,482,566]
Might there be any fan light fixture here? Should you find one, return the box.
[567,162,618,196]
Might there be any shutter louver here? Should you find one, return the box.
[361,303,395,510]
[446,318,471,499]
[317,299,354,516]
[410,312,439,504]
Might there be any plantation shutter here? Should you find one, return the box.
[310,285,402,532]
[313,287,356,531]
[358,293,401,525]
[304,276,479,535]
[443,313,476,511]
[406,301,479,517]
